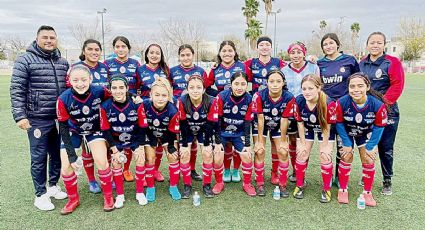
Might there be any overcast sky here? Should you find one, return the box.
[1,0,424,51]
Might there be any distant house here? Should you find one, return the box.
[386,37,425,73]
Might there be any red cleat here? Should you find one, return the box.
[154,170,165,182]
[363,192,377,207]
[271,171,279,185]
[212,182,225,195]
[103,195,115,212]
[243,184,257,197]
[60,198,80,215]
[337,189,349,204]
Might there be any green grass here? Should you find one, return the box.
[1,74,424,229]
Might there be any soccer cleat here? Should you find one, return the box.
[103,195,115,212]
[114,195,125,209]
[256,185,266,197]
[34,194,55,211]
[47,185,68,200]
[169,186,182,200]
[337,189,349,204]
[293,186,304,199]
[223,169,232,183]
[203,184,214,198]
[242,184,257,197]
[60,198,80,215]
[182,185,192,199]
[123,170,134,182]
[271,171,279,185]
[154,170,165,182]
[288,172,296,183]
[136,193,148,206]
[88,181,101,194]
[363,192,377,207]
[381,179,392,196]
[320,190,332,203]
[212,182,225,195]
[231,169,241,182]
[146,187,156,202]
[191,170,202,181]
[279,186,289,198]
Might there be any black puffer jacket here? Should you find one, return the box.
[10,41,69,122]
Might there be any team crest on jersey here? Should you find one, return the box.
[375,69,382,79]
[82,106,90,115]
[355,113,363,123]
[193,111,199,120]
[119,66,126,73]
[225,71,231,78]
[310,114,317,123]
[153,119,160,127]
[272,108,278,116]
[261,68,267,77]
[339,67,345,73]
[94,72,101,80]
[185,74,190,81]
[33,128,41,139]
[119,113,126,122]
[232,105,239,114]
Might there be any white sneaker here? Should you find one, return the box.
[34,194,55,211]
[47,185,68,200]
[136,193,148,206]
[114,195,125,208]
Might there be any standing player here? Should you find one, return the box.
[143,78,181,202]
[100,75,149,208]
[252,70,295,196]
[359,32,405,195]
[170,44,208,181]
[204,40,246,183]
[293,74,336,202]
[137,43,170,183]
[104,36,140,182]
[317,33,360,186]
[335,73,388,207]
[56,65,113,214]
[212,72,256,196]
[178,74,218,198]
[282,41,320,184]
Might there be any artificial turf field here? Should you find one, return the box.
[1,74,424,229]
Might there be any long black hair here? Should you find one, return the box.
[182,74,212,117]
[266,69,288,90]
[217,40,240,65]
[145,44,169,77]
[79,39,102,61]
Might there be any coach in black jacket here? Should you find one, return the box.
[10,25,69,211]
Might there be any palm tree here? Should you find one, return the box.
[350,22,360,37]
[350,22,361,58]
[245,18,263,50]
[320,20,327,30]
[263,0,274,35]
[242,0,260,24]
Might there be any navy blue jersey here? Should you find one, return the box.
[178,94,218,135]
[73,61,109,89]
[252,89,295,130]
[100,98,148,148]
[317,53,360,100]
[169,65,207,98]
[104,58,140,94]
[294,94,337,132]
[359,54,405,105]
[335,95,387,137]
[143,100,179,140]
[137,64,169,98]
[205,61,246,92]
[245,57,284,93]
[217,89,253,137]
[57,86,108,134]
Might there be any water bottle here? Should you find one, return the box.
[118,152,127,164]
[357,194,366,209]
[273,186,281,200]
[74,156,83,176]
[193,191,201,206]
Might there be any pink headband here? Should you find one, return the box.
[287,43,307,56]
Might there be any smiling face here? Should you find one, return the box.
[179,48,194,68]
[257,41,272,57]
[231,76,248,96]
[187,78,204,102]
[289,48,305,65]
[151,85,169,109]
[36,30,57,52]
[302,80,320,102]
[147,45,162,65]
[367,34,385,58]
[219,44,236,65]
[267,73,284,95]
[110,80,128,103]
[349,76,370,103]
[322,37,339,56]
[70,69,92,94]
[114,40,129,59]
[83,42,101,63]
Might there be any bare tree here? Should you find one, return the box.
[398,17,425,64]
[68,17,112,49]
[7,35,29,60]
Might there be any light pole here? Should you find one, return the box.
[97,8,107,60]
[270,8,281,57]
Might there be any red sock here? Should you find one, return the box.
[362,163,376,192]
[82,149,96,182]
[254,162,265,186]
[338,161,352,190]
[214,163,224,184]
[241,161,253,185]
[135,166,146,193]
[321,162,333,191]
[123,149,133,172]
[278,161,289,187]
[233,150,242,170]
[98,168,113,198]
[145,163,155,188]
[62,172,79,201]
[295,160,308,187]
[223,145,232,170]
[180,162,192,186]
[271,152,279,173]
[289,143,297,172]
[190,144,198,171]
[202,163,213,185]
[112,167,124,195]
[169,162,180,187]
[155,146,164,171]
